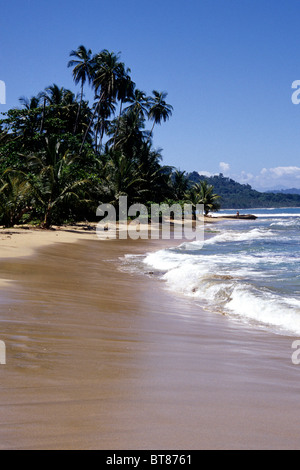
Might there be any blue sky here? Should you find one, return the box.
[1,0,300,190]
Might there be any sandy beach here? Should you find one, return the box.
[0,223,300,450]
[0,216,227,259]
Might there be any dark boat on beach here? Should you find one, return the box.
[223,214,257,220]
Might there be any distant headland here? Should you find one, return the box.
[188,172,300,209]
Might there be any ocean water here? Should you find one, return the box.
[139,208,300,336]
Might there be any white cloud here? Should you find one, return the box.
[198,170,213,177]
[235,166,300,190]
[219,162,230,175]
[268,166,300,178]
[197,165,300,190]
[239,171,254,183]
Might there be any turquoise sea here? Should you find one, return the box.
[141,208,300,336]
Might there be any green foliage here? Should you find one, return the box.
[0,46,182,227]
[186,180,221,216]
[188,173,300,209]
[0,171,33,227]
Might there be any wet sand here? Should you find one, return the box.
[0,234,300,449]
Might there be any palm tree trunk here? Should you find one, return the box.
[40,98,46,134]
[74,82,83,135]
[99,121,105,152]
[80,92,104,153]
[95,119,99,153]
[95,102,102,152]
[150,121,155,135]
[148,121,155,145]
[80,101,98,153]
[42,202,52,229]
[113,100,123,150]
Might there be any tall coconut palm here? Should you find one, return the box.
[124,88,149,120]
[93,50,124,103]
[116,69,134,117]
[113,72,134,148]
[80,50,125,152]
[148,90,173,138]
[68,45,94,133]
[94,97,116,152]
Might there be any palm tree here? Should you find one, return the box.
[188,181,221,217]
[113,72,134,148]
[136,145,172,202]
[38,84,85,136]
[107,108,147,158]
[103,150,145,208]
[124,88,149,120]
[80,50,125,152]
[93,51,127,148]
[94,97,116,152]
[172,170,190,201]
[19,95,40,110]
[93,50,124,102]
[17,95,42,138]
[39,84,66,106]
[68,45,94,133]
[148,90,173,138]
[28,137,89,228]
[0,171,33,227]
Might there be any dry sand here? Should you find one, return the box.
[0,216,224,259]
[0,222,299,449]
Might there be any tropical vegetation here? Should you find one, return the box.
[0,46,221,227]
[189,172,300,209]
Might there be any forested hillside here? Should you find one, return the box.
[188,172,300,209]
[267,188,300,195]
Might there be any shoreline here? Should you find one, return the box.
[0,216,226,261]
[1,219,299,449]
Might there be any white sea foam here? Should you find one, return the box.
[203,228,276,245]
[143,243,300,335]
[138,211,300,336]
[270,218,300,228]
[143,250,193,271]
[144,246,299,276]
[214,212,300,218]
[226,286,300,335]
